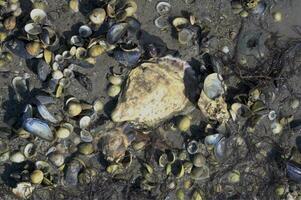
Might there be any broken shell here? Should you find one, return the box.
[290,98,300,109]
[113,47,141,67]
[193,153,206,167]
[191,165,210,180]
[0,152,10,163]
[4,16,16,30]
[154,16,169,30]
[79,116,91,129]
[70,35,84,47]
[106,163,123,174]
[52,70,63,80]
[93,99,104,113]
[172,161,184,178]
[156,2,171,15]
[12,182,34,199]
[80,130,93,142]
[24,143,36,158]
[106,23,128,44]
[230,103,251,121]
[214,137,228,161]
[67,102,82,117]
[44,49,52,63]
[78,168,97,184]
[111,56,194,126]
[65,159,84,186]
[69,0,79,12]
[159,153,168,167]
[79,25,92,38]
[12,76,28,102]
[24,23,42,35]
[30,170,44,184]
[30,8,47,23]
[89,8,106,25]
[78,143,94,155]
[271,121,283,134]
[48,152,64,167]
[107,85,121,97]
[23,118,54,141]
[108,74,122,85]
[228,170,240,183]
[250,2,266,15]
[172,17,189,31]
[176,188,185,200]
[88,45,105,57]
[26,42,41,56]
[178,28,194,45]
[10,151,25,163]
[187,140,199,154]
[268,110,277,121]
[125,0,137,17]
[177,115,191,132]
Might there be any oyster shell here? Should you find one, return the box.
[111,55,195,126]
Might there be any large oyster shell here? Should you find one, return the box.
[111,55,195,126]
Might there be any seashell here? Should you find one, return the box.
[126,17,141,35]
[93,99,104,113]
[4,16,16,30]
[176,189,185,200]
[268,110,277,121]
[32,0,48,10]
[65,159,84,186]
[48,152,64,167]
[156,2,171,15]
[108,75,122,85]
[203,73,224,99]
[172,17,189,31]
[37,103,59,124]
[75,47,87,59]
[171,161,184,178]
[286,161,301,183]
[78,143,94,155]
[178,28,195,45]
[154,15,169,30]
[35,160,51,174]
[290,98,300,109]
[99,127,130,162]
[0,32,7,42]
[80,130,93,142]
[62,51,73,59]
[191,165,210,180]
[30,170,44,184]
[230,103,251,121]
[0,152,10,163]
[272,11,282,22]
[12,76,29,102]
[54,54,64,63]
[271,121,283,134]
[78,168,97,184]
[79,25,92,38]
[214,137,228,161]
[228,170,240,183]
[275,185,285,197]
[30,8,47,24]
[24,23,42,35]
[12,182,34,199]
[67,101,82,117]
[40,27,59,47]
[106,23,128,44]
[24,143,36,158]
[191,190,203,200]
[88,45,105,57]
[106,163,123,174]
[4,39,34,59]
[52,70,63,80]
[107,85,121,97]
[79,116,91,129]
[26,41,41,56]
[250,1,266,15]
[193,153,206,167]
[204,134,223,146]
[89,8,106,25]
[56,126,71,139]
[44,49,53,64]
[23,118,54,141]
[69,0,79,12]
[124,0,137,17]
[111,56,194,126]
[177,115,191,132]
[113,48,141,67]
[10,151,25,163]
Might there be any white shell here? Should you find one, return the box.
[52,70,64,80]
[30,9,47,23]
[80,130,93,142]
[24,23,42,35]
[203,73,224,99]
[156,2,171,15]
[79,116,91,129]
[10,152,25,163]
[48,152,64,167]
[24,143,36,158]
[12,182,34,199]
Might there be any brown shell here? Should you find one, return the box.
[111,56,192,126]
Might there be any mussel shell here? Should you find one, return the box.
[106,23,128,44]
[204,134,224,146]
[214,137,228,161]
[24,23,42,35]
[23,118,54,141]
[5,39,33,59]
[79,25,92,38]
[113,48,141,67]
[40,27,59,48]
[250,2,266,15]
[37,59,51,81]
[64,159,83,186]
[36,95,55,105]
[37,103,60,124]
[287,161,301,183]
[22,104,33,121]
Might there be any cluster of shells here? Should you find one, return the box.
[0,0,299,199]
